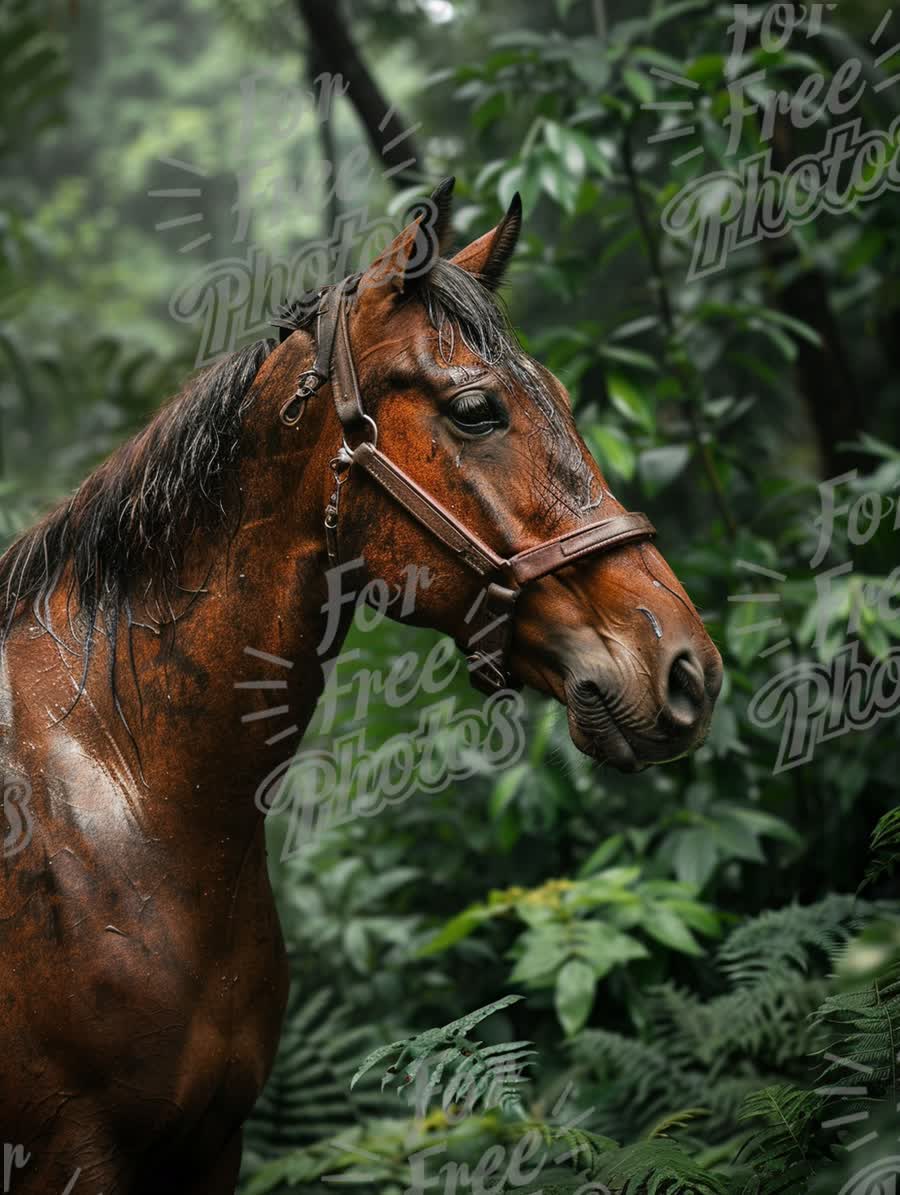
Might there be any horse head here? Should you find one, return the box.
[271,179,722,772]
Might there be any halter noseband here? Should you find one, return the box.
[274,276,656,696]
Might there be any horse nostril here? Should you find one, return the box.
[665,650,706,728]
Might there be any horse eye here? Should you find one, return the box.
[447,391,505,437]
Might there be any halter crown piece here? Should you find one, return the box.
[273,275,657,696]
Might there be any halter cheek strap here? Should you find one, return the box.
[278,278,656,695]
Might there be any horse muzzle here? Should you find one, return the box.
[563,637,723,772]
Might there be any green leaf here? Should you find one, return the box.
[570,38,611,89]
[510,927,572,984]
[343,922,370,973]
[607,372,655,432]
[472,90,507,131]
[723,805,803,846]
[543,120,587,179]
[710,817,766,864]
[599,344,660,373]
[555,958,596,1036]
[641,904,703,955]
[490,762,529,820]
[726,597,775,667]
[664,899,721,937]
[671,827,720,888]
[589,425,636,481]
[567,128,614,176]
[538,153,580,214]
[498,161,540,213]
[417,905,491,956]
[623,66,654,105]
[578,835,625,877]
[756,310,822,348]
[685,53,726,84]
[638,443,691,491]
[749,317,797,362]
[575,922,649,975]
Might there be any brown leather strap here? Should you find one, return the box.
[279,282,349,426]
[331,286,373,447]
[313,286,343,384]
[353,442,655,588]
[508,514,656,585]
[352,441,505,577]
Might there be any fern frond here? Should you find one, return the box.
[718,894,873,988]
[440,1041,536,1115]
[736,1084,825,1194]
[243,987,398,1165]
[647,973,826,1072]
[350,994,529,1116]
[814,973,900,1096]
[592,1138,727,1194]
[243,1118,429,1195]
[528,1120,619,1173]
[863,806,900,889]
[645,1108,711,1139]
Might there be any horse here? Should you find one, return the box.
[0,177,722,1193]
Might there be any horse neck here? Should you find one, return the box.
[73,341,350,836]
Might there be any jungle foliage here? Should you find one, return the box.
[2,0,900,1191]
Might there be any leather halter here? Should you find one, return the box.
[275,276,656,695]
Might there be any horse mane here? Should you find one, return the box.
[0,338,275,650]
[419,259,557,421]
[0,258,558,659]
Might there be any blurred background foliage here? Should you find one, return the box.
[3,0,900,1190]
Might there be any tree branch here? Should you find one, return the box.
[295,0,422,190]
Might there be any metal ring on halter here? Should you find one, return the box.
[342,413,378,454]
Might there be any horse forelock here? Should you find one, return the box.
[416,261,595,527]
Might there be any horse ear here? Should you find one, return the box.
[358,177,455,299]
[450,192,522,290]
[426,175,456,255]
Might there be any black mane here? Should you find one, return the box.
[0,338,274,650]
[0,258,568,659]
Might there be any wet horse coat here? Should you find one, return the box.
[0,184,722,1192]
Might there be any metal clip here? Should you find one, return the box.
[324,446,354,567]
[280,369,327,427]
[330,443,353,476]
[324,495,340,568]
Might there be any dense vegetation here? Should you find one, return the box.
[2,0,899,1190]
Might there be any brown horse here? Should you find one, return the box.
[0,180,721,1193]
